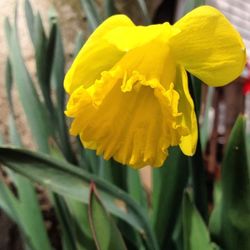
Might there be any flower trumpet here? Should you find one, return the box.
[65,6,246,168]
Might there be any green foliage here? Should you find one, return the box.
[182,192,219,250]
[210,116,250,250]
[0,1,249,250]
[152,147,189,248]
[88,183,127,250]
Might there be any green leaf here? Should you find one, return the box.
[8,116,52,250]
[52,195,77,250]
[183,0,205,14]
[0,147,159,250]
[66,200,95,250]
[104,0,116,17]
[127,168,147,208]
[25,3,54,114]
[188,137,208,222]
[88,183,127,250]
[5,57,14,111]
[0,133,3,145]
[4,18,11,46]
[45,145,83,250]
[136,0,150,24]
[200,87,214,152]
[24,0,35,44]
[188,74,208,222]
[74,31,85,56]
[84,149,100,174]
[17,175,53,250]
[50,23,76,164]
[6,23,52,153]
[152,147,189,248]
[33,13,54,113]
[80,0,101,31]
[50,23,65,112]
[0,179,19,222]
[107,160,127,191]
[210,116,250,250]
[182,192,218,250]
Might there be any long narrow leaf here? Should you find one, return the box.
[0,147,159,250]
[209,116,250,250]
[80,0,101,30]
[136,0,150,24]
[104,0,116,17]
[127,168,147,209]
[183,0,204,14]
[200,87,214,152]
[52,195,78,250]
[88,183,127,250]
[5,58,13,111]
[152,147,189,248]
[188,74,208,222]
[0,180,19,222]
[51,23,76,163]
[8,116,52,250]
[182,192,219,250]
[74,31,85,56]
[65,200,95,250]
[33,13,54,113]
[5,21,52,153]
[0,133,3,145]
[188,137,208,222]
[24,0,35,44]
[4,18,11,49]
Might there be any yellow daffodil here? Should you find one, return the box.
[64,6,246,168]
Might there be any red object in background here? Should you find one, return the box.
[243,63,250,95]
[243,79,250,95]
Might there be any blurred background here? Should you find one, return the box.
[0,0,249,249]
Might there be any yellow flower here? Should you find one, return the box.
[64,6,246,168]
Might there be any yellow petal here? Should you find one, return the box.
[117,40,176,89]
[170,6,246,87]
[64,15,134,94]
[66,58,187,168]
[175,65,198,155]
[104,22,178,52]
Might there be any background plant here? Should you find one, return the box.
[0,0,249,250]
